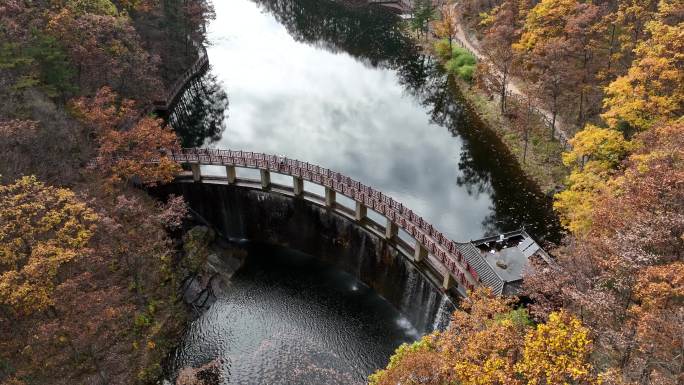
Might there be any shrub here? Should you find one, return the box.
[134,313,152,330]
[445,60,476,82]
[451,46,473,59]
[453,52,477,67]
[444,58,460,73]
[456,65,475,82]
[443,47,477,83]
[434,38,452,60]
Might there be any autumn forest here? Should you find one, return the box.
[1,0,212,383]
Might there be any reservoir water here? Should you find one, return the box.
[167,0,560,383]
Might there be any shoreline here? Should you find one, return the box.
[405,23,568,194]
[454,77,568,194]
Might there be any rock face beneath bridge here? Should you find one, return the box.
[155,182,454,333]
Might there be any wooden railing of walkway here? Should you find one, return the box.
[144,44,209,116]
[171,148,506,297]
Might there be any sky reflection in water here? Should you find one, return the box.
[168,0,560,383]
[205,0,500,240]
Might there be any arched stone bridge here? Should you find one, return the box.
[170,148,506,297]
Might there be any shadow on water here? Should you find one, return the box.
[168,71,230,148]
[416,69,563,242]
[252,0,420,70]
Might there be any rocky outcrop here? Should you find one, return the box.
[179,225,246,316]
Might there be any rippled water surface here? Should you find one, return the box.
[170,243,419,384]
[169,0,560,382]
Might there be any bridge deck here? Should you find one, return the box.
[147,44,209,116]
[170,149,506,296]
[151,39,521,298]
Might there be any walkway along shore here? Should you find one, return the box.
[369,0,572,148]
[372,0,571,191]
[447,1,572,147]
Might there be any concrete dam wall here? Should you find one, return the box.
[155,182,455,333]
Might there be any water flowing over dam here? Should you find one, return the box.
[161,0,560,383]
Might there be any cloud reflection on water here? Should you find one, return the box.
[198,0,559,242]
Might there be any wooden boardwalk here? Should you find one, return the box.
[142,44,210,117]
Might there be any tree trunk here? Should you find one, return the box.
[500,67,508,114]
[550,96,558,140]
[523,96,532,163]
[620,325,638,371]
[123,252,146,307]
[523,129,529,163]
[89,345,109,385]
[607,23,616,73]
[578,51,589,127]
[577,88,584,127]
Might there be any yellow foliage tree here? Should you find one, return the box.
[603,8,684,131]
[515,0,578,51]
[516,311,596,385]
[368,289,599,385]
[532,120,684,385]
[554,125,633,233]
[561,125,634,171]
[368,333,441,385]
[442,289,527,385]
[553,168,609,234]
[555,1,682,234]
[0,176,98,314]
[610,0,660,67]
[433,5,458,48]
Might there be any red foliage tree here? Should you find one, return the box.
[47,7,162,101]
[72,87,181,186]
[526,121,684,384]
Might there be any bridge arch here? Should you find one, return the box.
[169,148,504,298]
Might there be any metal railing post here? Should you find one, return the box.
[260,169,270,190]
[325,187,336,208]
[442,273,454,290]
[414,243,427,262]
[385,219,398,239]
[355,201,367,221]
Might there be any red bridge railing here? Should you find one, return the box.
[153,45,210,112]
[141,43,209,118]
[169,148,503,295]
